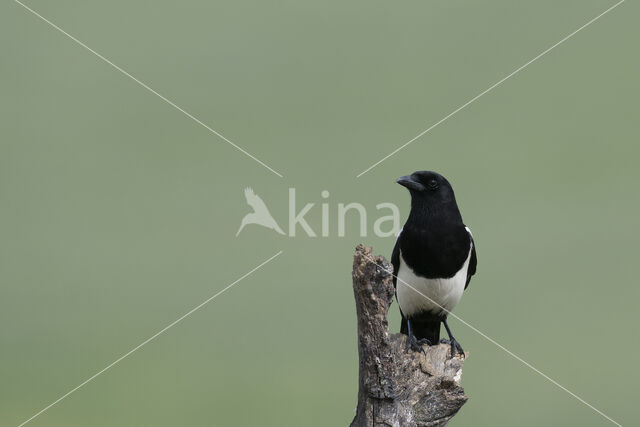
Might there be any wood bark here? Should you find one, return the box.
[351,244,467,427]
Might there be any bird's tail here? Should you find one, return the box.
[401,316,441,344]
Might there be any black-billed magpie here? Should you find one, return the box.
[392,171,477,357]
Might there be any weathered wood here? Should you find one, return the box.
[351,244,467,427]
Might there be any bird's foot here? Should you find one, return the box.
[408,335,431,354]
[440,338,464,358]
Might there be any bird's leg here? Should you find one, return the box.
[440,318,464,358]
[406,319,430,353]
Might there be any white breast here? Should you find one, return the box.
[396,249,471,317]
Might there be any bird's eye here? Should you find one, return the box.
[428,179,438,190]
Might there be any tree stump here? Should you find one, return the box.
[351,244,467,427]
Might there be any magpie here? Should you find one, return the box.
[392,171,477,357]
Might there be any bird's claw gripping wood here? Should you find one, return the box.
[408,335,431,354]
[440,338,465,358]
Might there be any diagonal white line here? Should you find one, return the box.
[356,0,625,178]
[361,253,622,426]
[16,250,283,427]
[12,0,284,178]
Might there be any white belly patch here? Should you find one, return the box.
[396,249,471,317]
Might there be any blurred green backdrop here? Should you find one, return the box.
[1,0,638,426]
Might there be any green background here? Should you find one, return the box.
[2,0,638,426]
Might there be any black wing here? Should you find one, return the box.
[465,227,477,290]
[391,232,400,289]
[392,231,409,334]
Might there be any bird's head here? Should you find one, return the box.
[396,171,456,206]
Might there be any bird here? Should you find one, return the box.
[236,187,285,236]
[391,171,477,357]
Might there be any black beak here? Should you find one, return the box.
[396,175,425,191]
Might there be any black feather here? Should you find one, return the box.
[465,231,477,289]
